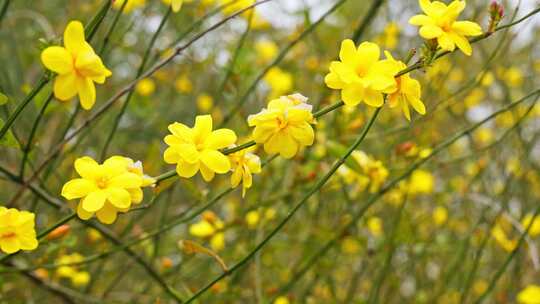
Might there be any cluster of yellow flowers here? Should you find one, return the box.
[56,253,91,286]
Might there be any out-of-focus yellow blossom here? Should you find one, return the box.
[113,0,146,13]
[409,0,483,56]
[228,146,261,197]
[522,214,540,237]
[419,148,432,158]
[61,156,153,224]
[0,207,38,254]
[499,67,524,87]
[491,224,517,252]
[87,228,102,242]
[464,88,485,108]
[305,55,320,71]
[164,115,237,181]
[376,22,400,49]
[449,68,464,83]
[274,296,290,304]
[41,21,112,110]
[189,211,225,251]
[264,67,293,98]
[506,157,522,176]
[472,280,488,295]
[175,73,193,93]
[367,216,383,236]
[341,236,361,254]
[353,151,389,193]
[325,40,396,107]
[162,0,184,12]
[427,57,451,78]
[432,206,448,226]
[248,93,314,159]
[408,169,434,194]
[478,71,494,87]
[265,208,277,220]
[135,78,156,96]
[255,40,278,63]
[474,127,493,145]
[197,94,214,113]
[384,51,426,120]
[245,210,260,229]
[56,253,90,286]
[517,285,540,304]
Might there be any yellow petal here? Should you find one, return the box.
[177,144,200,163]
[200,150,230,174]
[108,173,142,188]
[41,46,73,74]
[419,25,443,39]
[193,115,213,142]
[76,77,96,110]
[0,238,20,254]
[168,122,193,141]
[164,147,181,164]
[61,179,97,200]
[106,187,131,209]
[408,14,432,26]
[82,190,107,212]
[18,234,38,251]
[129,188,144,204]
[64,20,91,55]
[409,97,426,115]
[77,203,94,220]
[75,51,108,78]
[199,163,216,182]
[172,0,183,12]
[95,202,118,224]
[288,122,314,146]
[363,89,384,107]
[204,129,237,150]
[74,156,100,179]
[448,31,472,55]
[176,160,199,178]
[401,99,411,121]
[339,39,357,63]
[437,33,455,51]
[356,42,380,65]
[54,73,78,101]
[341,85,364,106]
[324,72,345,89]
[451,21,482,36]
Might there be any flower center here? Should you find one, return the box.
[96,177,108,189]
[276,117,288,129]
[355,64,367,77]
[1,231,16,239]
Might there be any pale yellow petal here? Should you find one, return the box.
[81,190,107,212]
[53,73,78,101]
[204,129,237,150]
[41,46,73,74]
[61,179,97,200]
[200,150,231,174]
[76,77,96,110]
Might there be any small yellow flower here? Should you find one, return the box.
[325,40,396,107]
[164,115,237,181]
[352,150,389,193]
[264,67,293,98]
[229,147,261,197]
[408,169,434,194]
[248,94,314,159]
[113,0,146,13]
[517,285,540,304]
[367,216,383,237]
[409,0,483,56]
[0,207,38,254]
[384,51,426,121]
[255,40,278,63]
[175,73,193,93]
[135,78,156,96]
[41,21,112,110]
[274,296,290,304]
[491,224,517,252]
[61,156,152,224]
[56,253,90,286]
[162,0,184,12]
[376,22,400,49]
[189,211,225,251]
[521,214,540,237]
[197,94,214,113]
[432,206,448,226]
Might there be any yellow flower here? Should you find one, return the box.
[56,253,90,286]
[197,94,214,113]
[229,147,262,197]
[61,156,152,224]
[517,285,540,304]
[408,169,434,194]
[521,214,540,237]
[248,94,314,159]
[409,0,483,56]
[432,206,448,226]
[264,67,293,98]
[189,211,225,251]
[162,0,184,12]
[352,150,389,193]
[175,73,193,93]
[135,78,156,96]
[376,22,400,49]
[367,216,383,237]
[274,296,290,304]
[245,210,260,229]
[113,0,146,13]
[384,51,426,120]
[491,224,517,252]
[255,40,278,63]
[325,40,396,107]
[0,207,38,254]
[41,21,112,110]
[164,115,237,181]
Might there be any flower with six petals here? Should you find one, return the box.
[0,207,38,254]
[228,146,262,197]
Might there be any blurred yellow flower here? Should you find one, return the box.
[135,78,156,96]
[189,211,225,251]
[408,169,434,194]
[376,22,400,49]
[353,150,389,193]
[491,224,517,252]
[0,207,38,254]
[517,285,540,304]
[499,67,524,87]
[248,94,314,159]
[432,206,448,226]
[274,296,290,304]
[409,0,482,56]
[41,21,111,110]
[113,0,146,13]
[56,253,90,286]
[175,73,193,93]
[255,40,278,63]
[162,0,184,12]
[228,147,262,197]
[521,214,540,237]
[325,40,395,107]
[164,115,237,181]
[245,210,260,229]
[384,51,426,120]
[197,94,214,113]
[367,216,383,237]
[264,67,293,98]
[341,236,361,254]
[61,156,152,224]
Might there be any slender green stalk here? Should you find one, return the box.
[0,0,10,30]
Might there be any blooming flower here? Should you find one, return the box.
[324,40,396,107]
[0,207,38,254]
[41,21,112,110]
[61,156,153,224]
[409,0,483,56]
[228,147,262,197]
[248,93,315,159]
[162,0,184,12]
[517,285,540,304]
[164,115,237,181]
[384,51,426,121]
